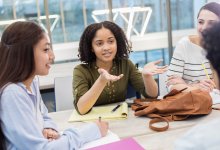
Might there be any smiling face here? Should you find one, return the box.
[92,27,117,67]
[197,9,220,37]
[34,33,55,76]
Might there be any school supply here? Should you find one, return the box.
[131,88,212,132]
[68,102,128,122]
[80,130,120,150]
[201,63,211,80]
[86,137,144,150]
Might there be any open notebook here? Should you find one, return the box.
[68,102,128,122]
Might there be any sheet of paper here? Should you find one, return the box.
[68,102,128,122]
[80,130,120,150]
[210,89,220,105]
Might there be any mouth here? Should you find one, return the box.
[102,52,112,57]
[46,63,51,69]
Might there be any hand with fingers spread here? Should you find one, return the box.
[167,75,186,86]
[98,68,124,84]
[142,59,168,76]
[43,128,60,141]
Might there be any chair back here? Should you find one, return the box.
[54,76,74,111]
[158,72,168,96]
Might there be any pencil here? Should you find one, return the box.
[201,63,211,80]
[99,116,101,122]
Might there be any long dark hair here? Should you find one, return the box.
[0,21,45,149]
[78,21,131,64]
[202,22,220,86]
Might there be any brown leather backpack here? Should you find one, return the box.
[131,88,212,132]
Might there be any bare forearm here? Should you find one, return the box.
[142,74,158,98]
[77,76,107,114]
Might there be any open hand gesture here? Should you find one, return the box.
[142,59,168,76]
[98,68,124,83]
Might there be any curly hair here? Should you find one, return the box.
[202,22,220,84]
[78,21,131,63]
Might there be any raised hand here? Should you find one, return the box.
[142,59,168,76]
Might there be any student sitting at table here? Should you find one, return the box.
[174,21,220,150]
[73,21,168,114]
[0,21,108,150]
[166,2,220,92]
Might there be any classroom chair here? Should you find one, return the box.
[158,72,168,96]
[54,76,74,111]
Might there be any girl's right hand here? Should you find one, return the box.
[98,68,123,83]
[95,120,109,137]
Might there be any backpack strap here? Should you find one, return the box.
[212,107,220,110]
[147,114,189,132]
[148,114,170,132]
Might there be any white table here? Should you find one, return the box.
[49,107,220,150]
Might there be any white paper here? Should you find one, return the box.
[80,130,120,150]
[210,89,220,105]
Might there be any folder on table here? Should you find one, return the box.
[87,138,144,150]
[68,102,128,122]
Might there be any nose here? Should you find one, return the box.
[49,50,55,61]
[102,43,110,51]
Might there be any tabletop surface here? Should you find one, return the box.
[49,107,220,150]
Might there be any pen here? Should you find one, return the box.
[99,116,101,122]
[201,63,211,80]
[111,104,121,112]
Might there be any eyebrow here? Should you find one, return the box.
[45,42,51,46]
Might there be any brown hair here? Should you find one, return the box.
[0,21,45,89]
[197,2,220,19]
[0,21,45,149]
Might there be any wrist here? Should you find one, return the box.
[98,75,108,84]
[142,73,152,78]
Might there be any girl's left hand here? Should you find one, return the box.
[43,128,60,141]
[142,59,168,76]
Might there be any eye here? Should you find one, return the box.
[96,41,103,47]
[44,48,50,52]
[198,20,204,25]
[108,39,115,44]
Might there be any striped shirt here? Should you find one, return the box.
[167,36,213,84]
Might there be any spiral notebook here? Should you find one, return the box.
[68,102,128,122]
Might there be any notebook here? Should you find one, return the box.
[80,130,120,150]
[86,138,144,150]
[68,102,128,122]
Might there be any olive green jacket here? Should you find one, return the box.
[73,59,151,111]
